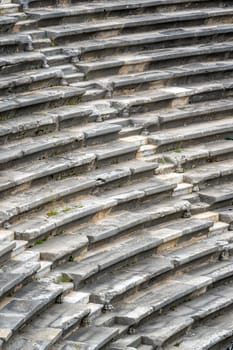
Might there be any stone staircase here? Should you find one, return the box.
[1,0,233,349]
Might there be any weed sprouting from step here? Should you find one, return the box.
[35,238,47,245]
[1,115,9,121]
[47,210,59,217]
[161,158,166,164]
[174,147,183,153]
[60,275,72,283]
[62,207,72,213]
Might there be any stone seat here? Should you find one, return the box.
[132,97,233,131]
[0,241,16,264]
[66,199,201,245]
[0,86,84,119]
[26,0,230,24]
[111,255,233,328]
[74,60,233,97]
[0,122,121,169]
[30,233,89,265]
[0,281,64,343]
[0,140,138,198]
[84,255,174,304]
[218,207,233,229]
[57,215,209,288]
[76,42,233,79]
[0,16,17,33]
[0,260,40,298]
[0,67,64,95]
[43,8,233,45]
[166,312,233,350]
[0,32,33,53]
[0,160,157,224]
[8,175,176,243]
[111,284,233,349]
[164,230,233,267]
[65,23,233,60]
[109,78,233,116]
[112,274,213,326]
[0,3,20,16]
[6,302,95,350]
[183,159,233,187]
[199,182,233,207]
[0,99,119,142]
[0,51,48,75]
[63,326,119,350]
[3,327,62,350]
[148,117,233,152]
[102,259,233,344]
[15,0,232,10]
[158,140,233,170]
[80,223,224,304]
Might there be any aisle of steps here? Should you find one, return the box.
[1,0,233,349]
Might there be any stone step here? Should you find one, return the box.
[0,51,48,75]
[0,16,17,33]
[0,281,64,343]
[68,23,233,61]
[57,216,209,288]
[76,42,233,80]
[4,327,62,350]
[218,207,233,230]
[112,284,233,349]
[157,140,233,171]
[8,299,103,349]
[63,326,119,350]
[132,97,233,131]
[0,66,64,96]
[0,32,33,54]
[0,140,138,198]
[59,198,192,246]
[74,60,233,97]
[0,123,121,169]
[209,221,229,236]
[26,0,232,24]
[43,8,233,45]
[29,299,91,334]
[30,232,88,266]
[0,86,84,120]
[0,241,16,264]
[32,36,52,49]
[0,160,157,224]
[109,78,233,116]
[0,99,109,142]
[164,230,233,267]
[46,53,71,66]
[183,159,233,188]
[148,117,233,152]
[193,257,233,284]
[0,260,40,298]
[9,176,175,243]
[84,255,173,305]
[0,4,20,16]
[199,182,233,207]
[15,0,232,11]
[112,274,213,327]
[166,312,233,350]
[103,258,233,341]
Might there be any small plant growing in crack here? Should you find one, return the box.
[47,210,59,217]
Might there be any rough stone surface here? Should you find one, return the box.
[1,1,233,349]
